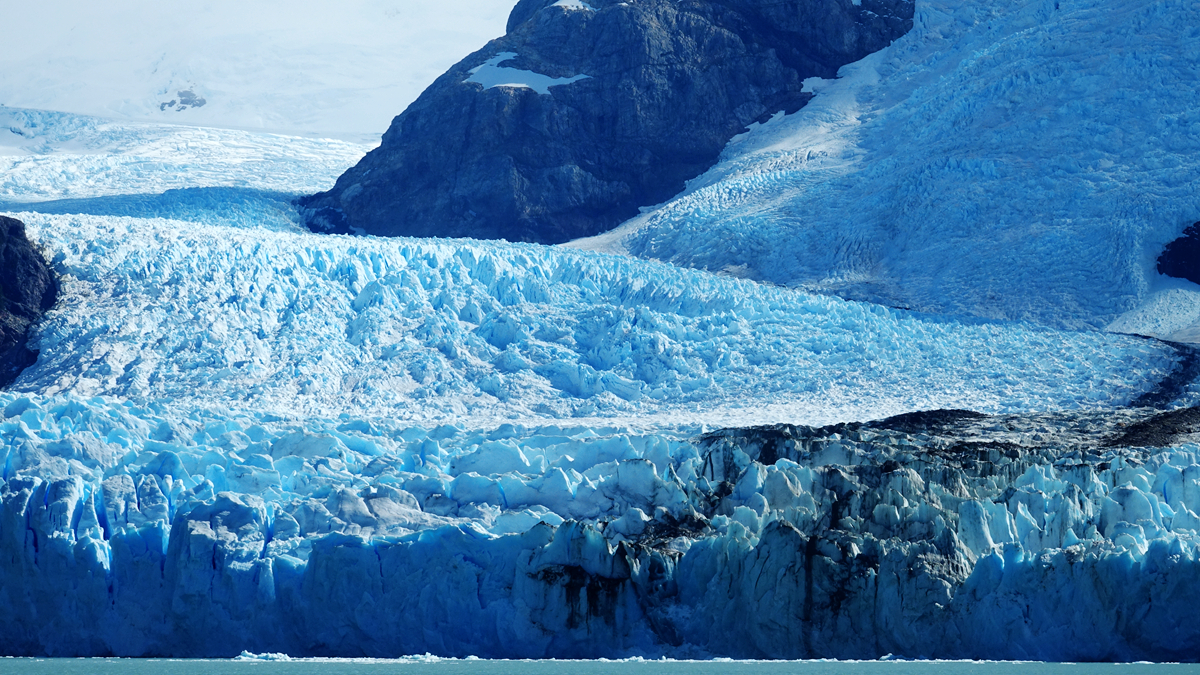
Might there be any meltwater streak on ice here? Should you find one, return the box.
[617,0,1200,337]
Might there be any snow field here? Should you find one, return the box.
[614,0,1200,335]
[0,108,372,204]
[466,53,592,95]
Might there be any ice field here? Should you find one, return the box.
[0,107,370,207]
[2,0,1200,660]
[585,0,1200,339]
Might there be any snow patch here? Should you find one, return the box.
[466,53,591,96]
[552,0,597,10]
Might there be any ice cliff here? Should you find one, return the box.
[3,398,1200,659]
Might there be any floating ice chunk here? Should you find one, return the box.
[236,651,292,661]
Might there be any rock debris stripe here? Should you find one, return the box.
[299,0,914,244]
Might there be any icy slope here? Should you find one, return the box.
[8,212,1187,429]
[0,108,371,206]
[592,0,1200,336]
[0,1,512,135]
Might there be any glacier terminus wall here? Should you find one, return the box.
[3,395,1200,659]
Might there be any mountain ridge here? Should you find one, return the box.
[300,0,913,243]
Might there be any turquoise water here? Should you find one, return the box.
[1,660,1198,675]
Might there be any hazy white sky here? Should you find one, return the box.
[0,1,514,136]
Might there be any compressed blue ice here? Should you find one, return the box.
[8,212,1184,426]
[3,0,1200,661]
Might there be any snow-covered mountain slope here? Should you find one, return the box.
[0,108,372,205]
[0,1,512,135]
[579,0,1200,339]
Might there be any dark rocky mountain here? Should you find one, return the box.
[300,0,914,244]
[0,216,58,387]
[1159,221,1200,285]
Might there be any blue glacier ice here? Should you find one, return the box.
[3,0,1200,660]
[4,396,1200,659]
[0,202,1195,657]
[8,211,1185,425]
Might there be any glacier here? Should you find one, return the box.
[5,395,1200,659]
[5,212,1187,425]
[0,107,371,205]
[586,0,1200,340]
[2,0,1200,661]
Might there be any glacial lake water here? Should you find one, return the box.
[2,660,1199,675]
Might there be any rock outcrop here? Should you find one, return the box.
[0,216,58,387]
[1159,222,1200,285]
[300,0,914,244]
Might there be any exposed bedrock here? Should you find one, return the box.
[0,216,57,388]
[1158,221,1200,285]
[4,406,1200,659]
[299,0,914,244]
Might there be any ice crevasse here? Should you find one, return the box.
[0,207,1195,657]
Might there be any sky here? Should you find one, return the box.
[0,0,515,137]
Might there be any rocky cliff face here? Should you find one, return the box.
[0,216,57,387]
[300,0,914,244]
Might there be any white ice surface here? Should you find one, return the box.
[588,0,1200,339]
[0,108,372,204]
[466,53,591,96]
[7,210,1182,432]
[0,0,513,135]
